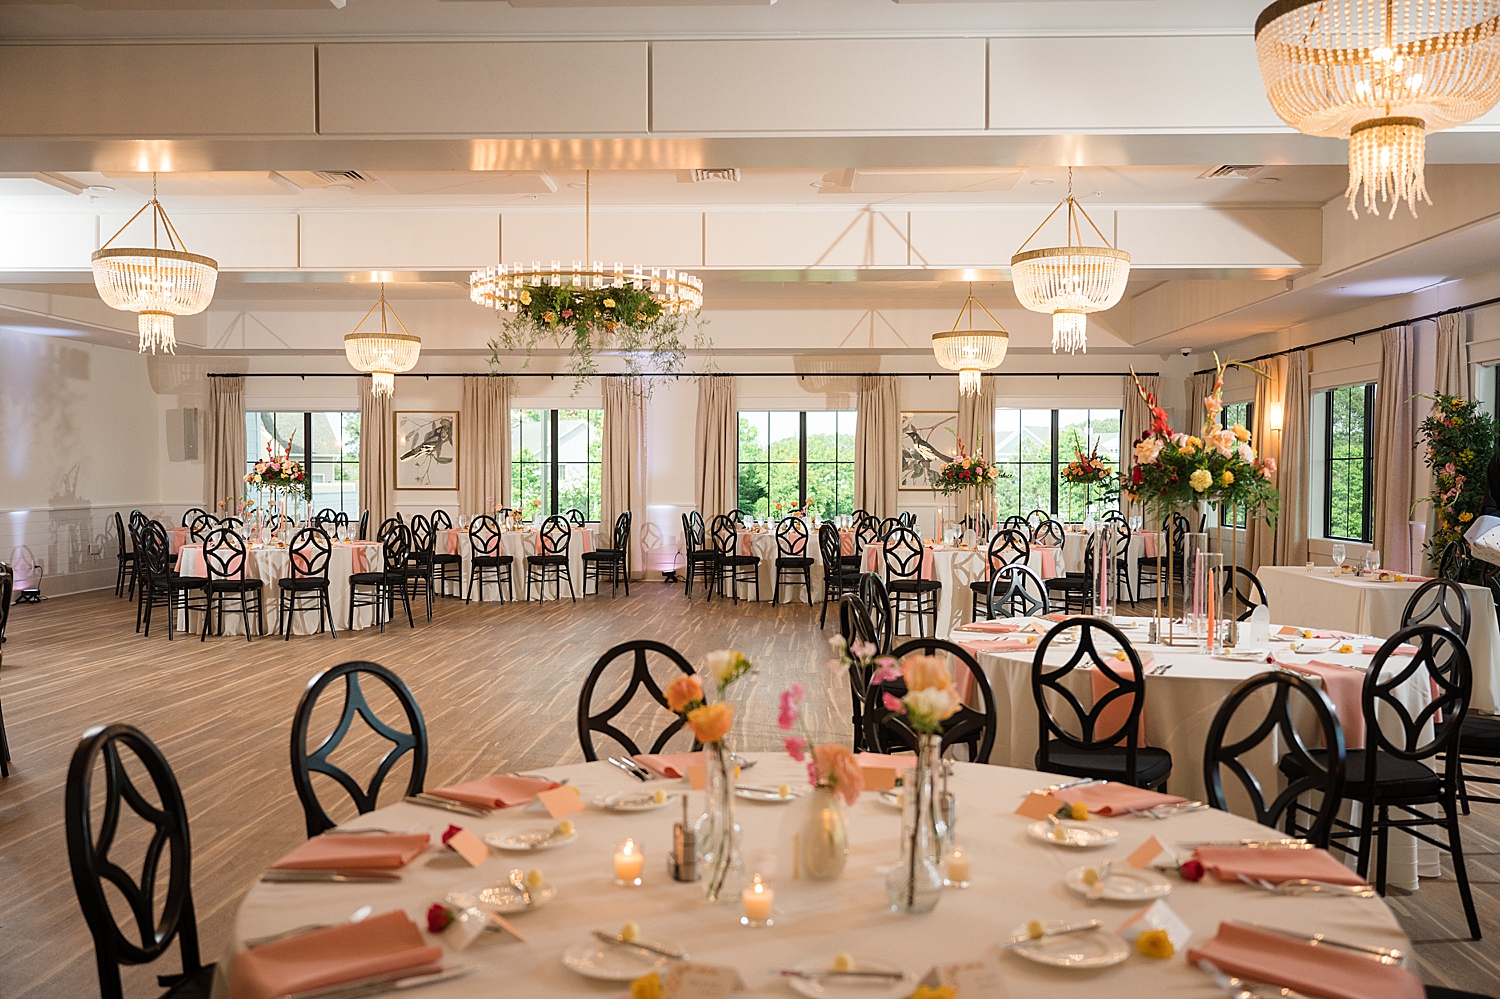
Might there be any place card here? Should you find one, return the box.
[917,957,1009,998]
[1117,899,1192,952]
[1014,792,1057,820]
[441,826,490,867]
[860,766,897,791]
[658,963,744,999]
[687,764,707,790]
[1127,835,1168,869]
[446,906,489,950]
[538,786,587,819]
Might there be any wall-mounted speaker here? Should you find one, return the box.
[183,407,200,460]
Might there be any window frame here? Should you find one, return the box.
[1322,382,1375,543]
[736,409,858,518]
[1219,401,1253,527]
[992,407,1123,521]
[509,408,603,521]
[244,410,360,516]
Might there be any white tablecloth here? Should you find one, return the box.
[443,528,593,601]
[213,754,1413,999]
[862,544,1067,639]
[1259,564,1500,714]
[175,542,384,636]
[1059,531,1157,597]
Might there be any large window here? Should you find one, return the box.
[511,409,602,521]
[1220,402,1253,527]
[737,410,857,518]
[1325,383,1374,542]
[993,408,1121,521]
[244,412,361,516]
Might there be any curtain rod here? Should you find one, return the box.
[205,370,1159,380]
[1192,292,1500,375]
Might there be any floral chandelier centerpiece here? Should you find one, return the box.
[90,174,218,354]
[345,284,421,398]
[244,436,310,536]
[474,171,706,384]
[931,284,1009,396]
[1010,169,1131,355]
[1255,0,1500,218]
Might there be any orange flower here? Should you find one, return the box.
[686,702,733,744]
[901,654,952,692]
[665,675,703,714]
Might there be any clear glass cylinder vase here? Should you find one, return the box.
[699,741,744,902]
[884,736,944,914]
[799,787,849,880]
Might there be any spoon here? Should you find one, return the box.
[508,869,533,906]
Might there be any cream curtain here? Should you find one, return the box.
[1435,312,1470,399]
[856,375,900,518]
[694,376,738,519]
[1245,357,1286,572]
[602,376,647,575]
[956,375,998,460]
[458,375,511,519]
[1373,327,1416,572]
[204,375,245,511]
[1120,374,1162,525]
[1273,350,1311,568]
[1184,371,1216,436]
[358,376,395,532]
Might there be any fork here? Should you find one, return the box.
[1199,959,1317,999]
[1125,801,1205,820]
[1236,874,1375,898]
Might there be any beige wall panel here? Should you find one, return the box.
[908,209,1060,267]
[318,42,647,136]
[1117,209,1319,268]
[652,39,986,133]
[705,210,908,267]
[0,214,96,269]
[299,212,498,269]
[0,45,314,137]
[99,213,299,269]
[500,211,702,268]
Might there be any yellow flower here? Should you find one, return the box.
[1461,511,1474,522]
[1231,423,1251,441]
[630,972,663,999]
[1220,470,1234,486]
[543,311,557,323]
[603,298,615,308]
[912,988,956,999]
[1135,928,1175,959]
[1190,468,1213,492]
[518,289,531,306]
[1069,802,1089,821]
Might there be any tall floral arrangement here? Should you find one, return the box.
[1061,443,1119,498]
[933,436,1007,495]
[244,437,310,499]
[1416,394,1496,564]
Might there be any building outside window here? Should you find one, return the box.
[737,410,858,518]
[511,409,603,522]
[992,408,1121,521]
[244,411,360,517]
[1325,383,1375,542]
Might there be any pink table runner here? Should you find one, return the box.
[170,526,188,553]
[862,542,935,579]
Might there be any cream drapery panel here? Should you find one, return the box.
[1119,374,1161,525]
[1245,357,1286,572]
[1273,350,1311,568]
[956,375,998,460]
[1435,312,1470,399]
[1184,371,1216,436]
[358,376,395,532]
[458,375,511,519]
[204,375,245,511]
[855,375,900,519]
[1373,327,1415,572]
[602,376,647,576]
[694,376,738,519]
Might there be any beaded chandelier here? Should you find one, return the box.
[932,286,1009,396]
[345,285,420,397]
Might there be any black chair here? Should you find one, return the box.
[726,508,744,525]
[1001,514,1030,536]
[1280,625,1480,938]
[566,508,587,527]
[1100,511,1134,603]
[1025,509,1051,533]
[66,724,214,999]
[290,661,428,838]
[401,514,438,621]
[313,507,340,529]
[1438,539,1471,582]
[839,595,882,752]
[877,516,902,541]
[127,511,148,599]
[883,525,939,638]
[428,510,463,597]
[983,563,1050,619]
[772,517,814,606]
[357,509,370,541]
[527,515,576,602]
[180,508,207,528]
[0,561,11,775]
[1204,671,1345,848]
[1032,617,1173,789]
[1045,535,1095,615]
[970,528,1029,619]
[136,522,207,641]
[186,512,217,545]
[113,511,137,598]
[711,513,760,604]
[819,523,862,628]
[583,511,632,597]
[682,511,718,599]
[200,526,264,642]
[465,515,515,603]
[577,640,698,761]
[859,571,894,654]
[864,638,997,763]
[278,527,337,640]
[853,514,881,562]
[1403,577,1472,639]
[350,523,413,632]
[1222,566,1268,622]
[1032,517,1066,549]
[1138,511,1190,600]
[898,511,917,530]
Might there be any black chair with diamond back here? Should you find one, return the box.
[898,511,917,531]
[136,521,208,641]
[583,511,633,598]
[1044,534,1095,615]
[883,525,940,638]
[357,509,370,541]
[839,595,882,752]
[984,563,1049,620]
[877,516,902,541]
[819,523,862,628]
[0,561,11,774]
[1439,539,1472,582]
[566,508,587,527]
[1222,566,1269,622]
[1032,617,1174,789]
[187,512,218,545]
[853,515,881,565]
[465,514,515,603]
[1026,509,1051,534]
[1100,511,1134,603]
[773,516,815,606]
[1002,514,1031,541]
[290,661,428,838]
[350,522,413,632]
[428,510,463,597]
[859,571,893,654]
[114,511,137,598]
[865,638,997,763]
[127,512,147,602]
[682,511,718,599]
[971,528,1030,619]
[527,515,576,603]
[576,640,698,762]
[201,526,264,642]
[66,724,214,999]
[1032,517,1066,549]
[1204,671,1345,848]
[313,507,340,530]
[712,513,761,604]
[403,513,438,621]
[180,508,207,528]
[278,526,336,640]
[1138,511,1190,601]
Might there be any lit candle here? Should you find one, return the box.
[741,874,774,926]
[945,846,971,888]
[613,839,644,886]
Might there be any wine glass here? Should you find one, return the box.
[1365,549,1381,574]
[1330,543,1346,574]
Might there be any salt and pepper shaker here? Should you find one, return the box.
[668,791,700,882]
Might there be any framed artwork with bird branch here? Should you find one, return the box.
[899,410,958,491]
[395,411,459,490]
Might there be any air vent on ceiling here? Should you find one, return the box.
[313,170,377,185]
[690,168,741,183]
[1198,165,1264,179]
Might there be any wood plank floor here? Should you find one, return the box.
[0,584,1496,997]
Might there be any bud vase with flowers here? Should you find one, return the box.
[777,680,866,879]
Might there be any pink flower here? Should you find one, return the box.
[783,736,808,761]
[869,659,901,685]
[812,743,865,805]
[777,684,805,730]
[850,639,876,661]
[882,692,905,713]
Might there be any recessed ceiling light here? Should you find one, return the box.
[1257,177,1282,185]
[1030,178,1055,186]
[810,180,838,189]
[86,185,114,194]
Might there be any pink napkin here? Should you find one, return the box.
[1311,629,1358,639]
[427,775,558,809]
[738,531,756,556]
[963,620,1022,634]
[1141,532,1158,558]
[229,910,444,999]
[1193,845,1371,887]
[444,529,461,555]
[1044,612,1068,622]
[1279,661,1367,749]
[1362,643,1417,657]
[579,527,594,553]
[170,526,189,553]
[840,530,855,556]
[271,833,429,870]
[632,752,704,778]
[1032,547,1060,578]
[1052,783,1186,816]
[959,637,1034,654]
[1186,922,1422,999]
[1091,654,1152,741]
[854,752,912,771]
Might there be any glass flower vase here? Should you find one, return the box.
[800,787,849,880]
[699,740,744,903]
[884,736,944,914]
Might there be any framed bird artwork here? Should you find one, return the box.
[395,411,459,490]
[899,410,957,491]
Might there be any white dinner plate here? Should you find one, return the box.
[735,785,803,802]
[1005,923,1130,969]
[876,788,903,810]
[484,827,577,852]
[1063,866,1172,901]
[1215,650,1271,662]
[785,959,912,999]
[446,881,555,915]
[562,937,677,981]
[592,791,674,812]
[1027,820,1119,849]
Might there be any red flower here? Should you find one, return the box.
[426,903,454,933]
[1131,466,1144,485]
[1179,860,1205,882]
[561,309,573,318]
[441,823,462,845]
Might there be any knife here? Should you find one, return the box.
[1001,919,1104,947]
[608,757,650,781]
[404,794,492,817]
[1178,838,1310,849]
[592,929,688,960]
[260,870,402,884]
[1227,921,1405,964]
[776,969,907,981]
[279,963,477,999]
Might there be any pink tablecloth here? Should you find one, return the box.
[170,526,189,554]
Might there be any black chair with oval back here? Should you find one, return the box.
[114,511,137,598]
[711,513,761,604]
[970,527,1030,619]
[278,526,336,640]
[898,511,917,531]
[136,522,208,640]
[1032,617,1174,789]
[1025,509,1050,533]
[839,595,882,752]
[859,571,893,654]
[1138,511,1190,601]
[180,508,207,528]
[1032,517,1066,549]
[583,511,633,598]
[853,515,881,565]
[983,563,1050,620]
[290,661,429,838]
[465,514,515,603]
[128,511,148,600]
[0,561,11,774]
[577,640,699,761]
[528,514,576,603]
[428,510,463,597]
[313,507,340,529]
[200,526,264,641]
[1438,539,1472,582]
[1100,511,1134,603]
[864,638,997,763]
[357,509,370,541]
[883,525,940,638]
[1222,566,1269,622]
[1204,671,1345,847]
[187,512,217,545]
[819,523,862,628]
[877,516,902,541]
[350,522,413,632]
[682,511,718,599]
[566,508,587,527]
[66,724,214,999]
[402,513,438,621]
[1044,534,1095,615]
[1001,514,1031,539]
[773,516,815,606]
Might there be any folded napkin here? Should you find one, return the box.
[1091,653,1154,741]
[1362,643,1418,657]
[1052,783,1186,816]
[1278,661,1367,749]
[854,752,912,770]
[1186,922,1423,999]
[230,910,444,999]
[1044,612,1069,622]
[270,833,430,871]
[632,752,704,779]
[959,637,1035,653]
[1192,844,1370,887]
[961,620,1022,634]
[428,774,558,809]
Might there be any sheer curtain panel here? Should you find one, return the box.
[459,375,511,519]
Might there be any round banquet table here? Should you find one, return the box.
[440,527,593,601]
[861,543,1066,639]
[213,754,1414,999]
[724,528,836,603]
[174,541,385,636]
[1058,529,1157,597]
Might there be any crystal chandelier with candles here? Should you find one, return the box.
[90,175,218,354]
[1010,171,1131,354]
[932,284,1010,396]
[345,284,421,397]
[1255,0,1500,218]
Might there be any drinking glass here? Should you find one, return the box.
[1330,543,1346,572]
[1365,550,1381,573]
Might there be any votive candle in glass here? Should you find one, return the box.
[614,839,644,887]
[944,845,971,888]
[740,873,774,927]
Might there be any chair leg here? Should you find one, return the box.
[324,589,337,637]
[1442,797,1483,939]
